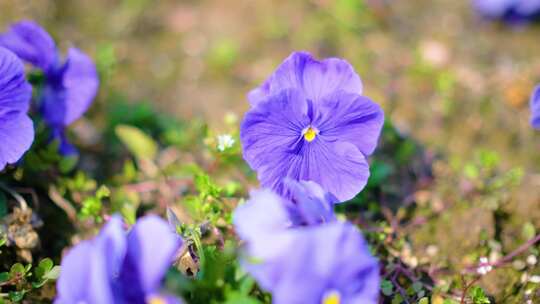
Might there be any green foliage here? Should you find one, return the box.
[0,259,60,302]
[115,124,158,160]
[469,286,491,304]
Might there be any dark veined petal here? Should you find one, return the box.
[241,89,309,171]
[255,138,370,202]
[241,89,371,202]
[316,91,384,156]
[0,112,34,171]
[54,241,115,304]
[0,47,32,115]
[41,48,99,127]
[0,20,57,71]
[0,47,33,171]
[282,179,337,225]
[248,51,363,107]
[121,215,182,299]
[530,84,540,130]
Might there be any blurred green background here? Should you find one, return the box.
[1,1,540,300]
[2,0,539,169]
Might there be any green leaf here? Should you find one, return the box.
[10,263,25,278]
[238,275,255,295]
[470,286,490,304]
[523,222,536,240]
[194,172,221,198]
[0,272,9,283]
[381,279,393,296]
[0,191,7,218]
[9,290,26,302]
[391,294,403,304]
[224,291,261,304]
[43,266,61,280]
[115,124,158,160]
[418,298,429,304]
[35,258,54,279]
[59,154,78,173]
[96,185,111,200]
[412,281,423,293]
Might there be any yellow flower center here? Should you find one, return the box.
[303,127,317,142]
[147,296,167,304]
[322,290,341,304]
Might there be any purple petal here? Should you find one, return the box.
[41,48,99,127]
[0,21,57,71]
[249,51,363,107]
[96,215,128,279]
[269,223,380,304]
[473,0,513,18]
[243,222,379,304]
[0,112,34,171]
[61,48,99,125]
[0,47,32,114]
[242,231,299,291]
[515,0,540,16]
[530,84,540,130]
[241,89,309,172]
[55,241,115,304]
[121,215,182,297]
[0,48,33,171]
[49,127,78,156]
[283,179,336,225]
[315,91,384,156]
[233,189,292,241]
[241,89,370,201]
[55,216,129,304]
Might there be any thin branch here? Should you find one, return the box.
[0,182,28,210]
[48,186,77,222]
[464,232,540,274]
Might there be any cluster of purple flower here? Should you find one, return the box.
[236,52,384,303]
[0,20,98,171]
[473,0,540,23]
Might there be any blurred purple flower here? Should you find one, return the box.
[241,52,384,201]
[530,84,540,130]
[0,20,99,155]
[0,47,34,171]
[55,215,182,304]
[233,186,380,304]
[473,0,540,23]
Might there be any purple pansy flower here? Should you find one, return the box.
[241,52,384,202]
[530,84,540,130]
[233,184,380,304]
[473,0,540,23]
[0,20,99,155]
[0,47,33,171]
[55,215,183,304]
